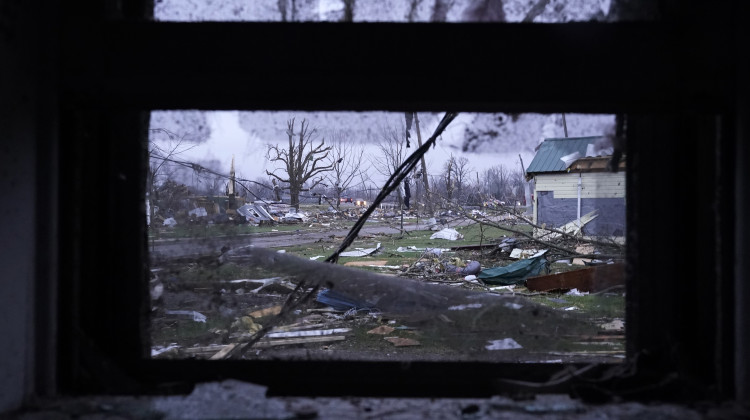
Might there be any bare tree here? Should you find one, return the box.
[480,164,511,204]
[430,0,454,21]
[462,0,506,21]
[356,172,375,201]
[372,120,407,206]
[325,130,365,210]
[341,0,355,21]
[147,128,198,224]
[245,176,273,201]
[277,0,295,21]
[443,156,455,201]
[439,154,473,203]
[193,172,225,197]
[451,155,472,203]
[508,168,526,205]
[406,0,424,21]
[522,0,550,22]
[266,118,334,211]
[411,113,433,215]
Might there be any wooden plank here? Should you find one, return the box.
[253,336,346,348]
[449,243,497,251]
[344,260,388,267]
[248,305,282,318]
[183,345,227,354]
[266,328,351,339]
[526,263,625,293]
[208,344,236,360]
[269,323,328,333]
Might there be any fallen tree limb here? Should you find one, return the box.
[455,206,624,260]
[223,244,484,359]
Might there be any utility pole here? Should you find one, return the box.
[413,113,432,215]
[561,113,569,137]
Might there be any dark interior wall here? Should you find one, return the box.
[0,0,747,411]
[735,0,750,402]
[0,0,58,412]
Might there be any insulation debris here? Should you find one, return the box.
[430,228,464,241]
[485,338,522,350]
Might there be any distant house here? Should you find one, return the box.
[525,136,626,238]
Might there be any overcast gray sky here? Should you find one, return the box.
[149,110,615,190]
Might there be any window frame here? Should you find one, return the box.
[55,5,739,400]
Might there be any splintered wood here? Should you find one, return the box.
[384,337,421,347]
[367,326,395,335]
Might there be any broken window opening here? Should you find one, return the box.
[147,110,627,366]
[154,0,659,23]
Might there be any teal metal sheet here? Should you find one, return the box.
[526,136,602,174]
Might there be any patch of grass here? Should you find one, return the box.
[454,222,533,244]
[171,262,279,286]
[150,316,231,346]
[527,293,626,320]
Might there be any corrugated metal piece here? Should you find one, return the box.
[526,262,625,293]
[526,136,602,175]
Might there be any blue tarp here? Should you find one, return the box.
[316,289,378,312]
[478,251,549,285]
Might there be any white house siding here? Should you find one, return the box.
[532,172,626,236]
[534,172,626,199]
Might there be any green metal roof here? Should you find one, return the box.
[525,136,603,174]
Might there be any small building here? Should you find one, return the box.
[525,136,626,238]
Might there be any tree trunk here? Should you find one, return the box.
[290,184,300,211]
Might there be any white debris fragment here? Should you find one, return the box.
[509,248,539,259]
[485,338,523,350]
[560,151,581,167]
[266,328,351,339]
[448,303,483,311]
[151,344,179,357]
[165,310,207,323]
[282,211,308,223]
[430,228,464,241]
[309,255,325,260]
[599,319,625,331]
[504,302,523,310]
[565,288,589,296]
[188,207,207,217]
[340,243,381,257]
[489,285,516,292]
